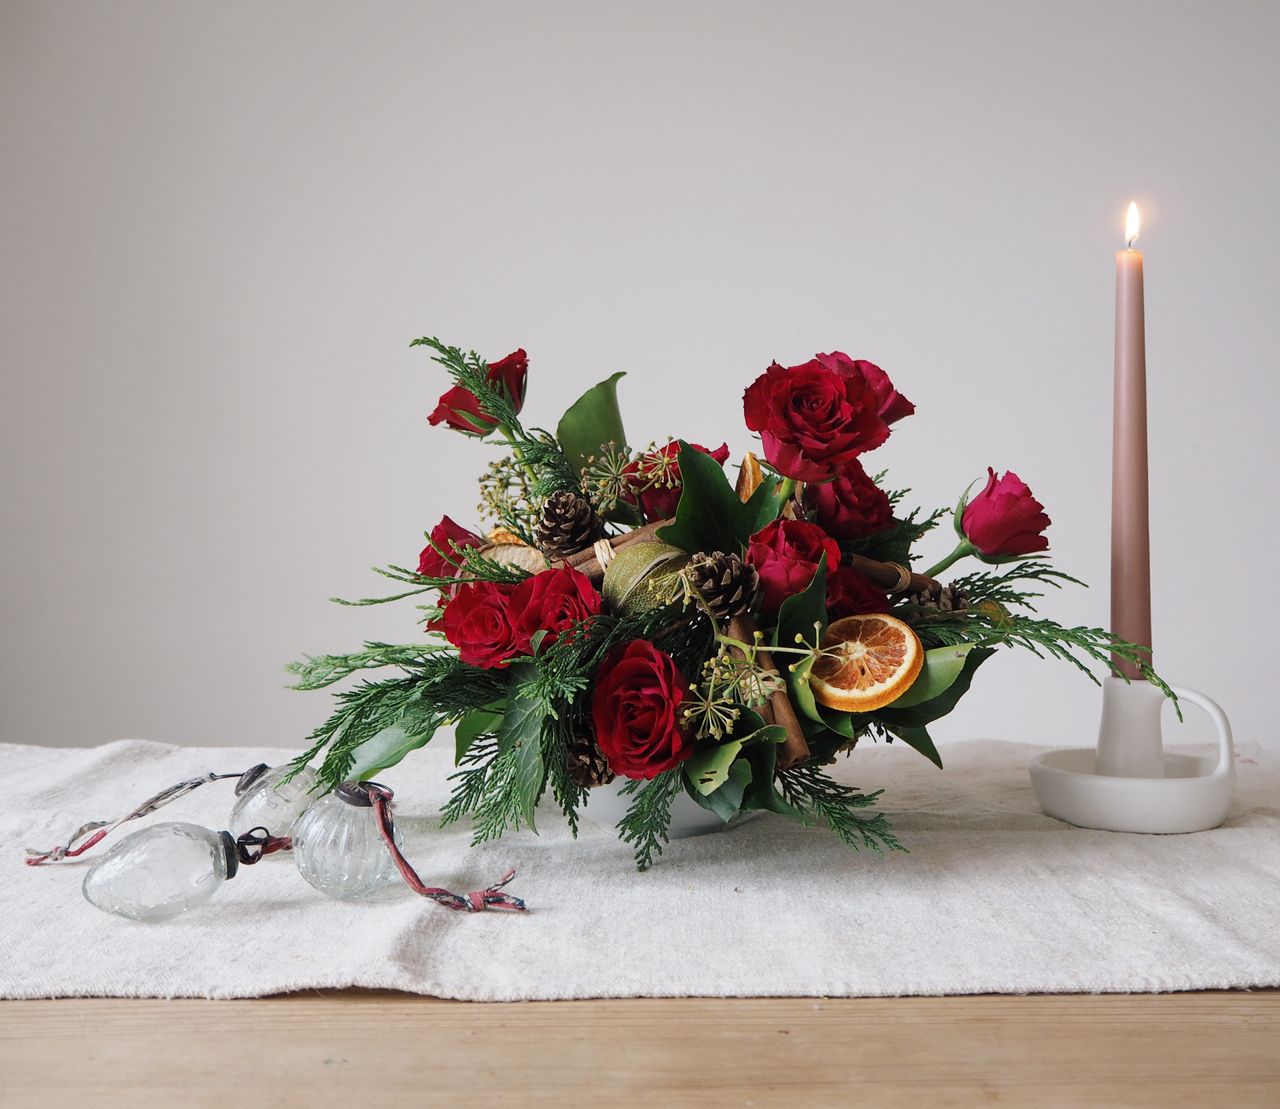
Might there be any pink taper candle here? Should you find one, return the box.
[1112,202,1152,680]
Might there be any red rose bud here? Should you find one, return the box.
[591,640,695,779]
[803,460,894,541]
[427,348,529,435]
[745,518,841,615]
[433,580,522,669]
[743,352,911,482]
[418,516,485,580]
[961,468,1052,560]
[621,441,731,522]
[509,566,603,653]
[826,566,891,619]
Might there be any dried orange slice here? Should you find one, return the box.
[809,613,923,713]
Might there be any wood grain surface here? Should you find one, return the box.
[2,990,1277,1108]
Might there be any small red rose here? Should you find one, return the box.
[962,468,1051,559]
[591,640,695,780]
[743,352,912,482]
[428,348,529,435]
[509,566,603,652]
[418,516,485,580]
[434,580,522,669]
[745,518,842,614]
[804,460,894,541]
[621,441,731,521]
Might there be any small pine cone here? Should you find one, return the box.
[566,734,615,788]
[536,490,605,559]
[912,583,970,614]
[687,551,760,620]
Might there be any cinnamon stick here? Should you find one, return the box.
[727,615,810,769]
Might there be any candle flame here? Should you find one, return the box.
[1125,202,1141,249]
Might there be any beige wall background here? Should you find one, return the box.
[2,1,1276,753]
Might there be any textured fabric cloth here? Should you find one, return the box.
[3,738,1278,1000]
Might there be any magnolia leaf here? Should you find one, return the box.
[734,707,788,746]
[888,723,944,769]
[687,759,752,821]
[878,646,995,730]
[345,711,438,781]
[740,742,806,819]
[556,372,627,472]
[685,740,744,796]
[454,702,505,762]
[657,442,768,555]
[816,707,860,739]
[771,556,829,724]
[889,645,976,709]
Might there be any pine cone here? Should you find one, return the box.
[536,491,605,558]
[566,734,615,788]
[687,551,759,620]
[912,583,970,614]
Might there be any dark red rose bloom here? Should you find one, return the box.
[417,516,485,580]
[826,566,891,619]
[804,460,894,541]
[434,580,522,669]
[509,566,603,652]
[621,441,731,522]
[428,348,529,435]
[743,352,912,482]
[961,468,1051,559]
[591,640,694,780]
[745,518,842,614]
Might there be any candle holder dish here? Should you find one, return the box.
[1028,677,1235,834]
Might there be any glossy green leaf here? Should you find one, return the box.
[454,702,504,763]
[878,646,995,730]
[685,740,744,796]
[346,709,438,781]
[771,556,829,724]
[740,742,806,819]
[888,723,944,768]
[657,442,769,555]
[556,371,628,472]
[889,645,976,709]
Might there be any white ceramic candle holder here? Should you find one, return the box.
[1028,677,1235,834]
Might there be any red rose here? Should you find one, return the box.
[745,518,841,614]
[826,566,891,619]
[804,460,894,541]
[591,640,694,780]
[428,348,529,435]
[434,580,522,669]
[961,468,1051,559]
[621,441,731,521]
[417,516,485,580]
[509,566,603,652]
[743,352,911,482]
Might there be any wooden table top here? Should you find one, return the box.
[1,990,1277,1107]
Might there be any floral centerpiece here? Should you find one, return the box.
[290,339,1165,868]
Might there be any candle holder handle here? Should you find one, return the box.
[1029,678,1236,834]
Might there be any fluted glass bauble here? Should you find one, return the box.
[228,764,318,839]
[82,822,234,921]
[291,784,403,901]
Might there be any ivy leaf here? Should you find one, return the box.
[889,645,976,709]
[454,702,505,762]
[877,646,995,730]
[556,372,627,472]
[657,442,776,555]
[687,759,752,821]
[685,740,744,796]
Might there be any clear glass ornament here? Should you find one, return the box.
[82,822,236,922]
[292,782,403,901]
[228,763,318,839]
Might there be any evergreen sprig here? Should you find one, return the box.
[617,771,683,870]
[287,642,450,691]
[777,764,903,854]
